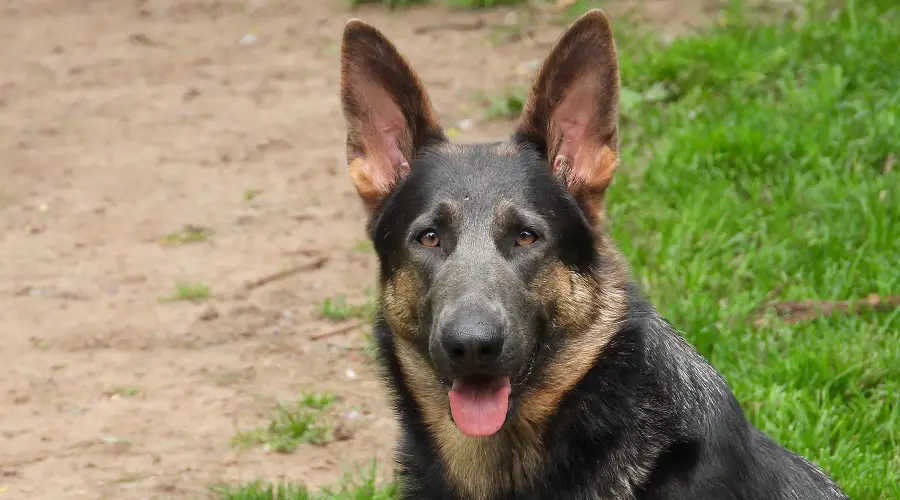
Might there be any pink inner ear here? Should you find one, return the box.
[553,116,586,174]
[551,77,598,175]
[358,80,411,188]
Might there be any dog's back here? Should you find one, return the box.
[612,294,847,500]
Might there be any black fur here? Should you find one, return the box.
[373,291,848,499]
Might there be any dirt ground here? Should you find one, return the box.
[0,1,722,498]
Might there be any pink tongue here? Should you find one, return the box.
[448,377,511,437]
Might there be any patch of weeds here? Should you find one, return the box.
[243,189,263,202]
[159,282,211,302]
[108,472,149,485]
[213,481,311,500]
[233,393,335,453]
[361,329,379,360]
[106,386,141,397]
[29,337,51,350]
[318,293,375,322]
[0,189,13,207]
[212,461,397,500]
[477,87,528,120]
[160,224,210,246]
[352,240,374,253]
[318,462,399,499]
[301,392,336,411]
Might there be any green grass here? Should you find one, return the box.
[213,463,397,500]
[317,293,376,322]
[223,0,898,498]
[233,393,336,453]
[317,292,380,358]
[352,240,374,253]
[477,86,528,120]
[603,1,899,497]
[159,281,211,302]
[106,386,141,397]
[244,189,263,202]
[159,224,210,246]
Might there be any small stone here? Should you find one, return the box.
[333,421,354,441]
[456,118,474,131]
[516,59,542,76]
[129,33,156,46]
[198,305,219,322]
[238,34,258,46]
[182,87,201,102]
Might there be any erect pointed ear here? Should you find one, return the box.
[340,19,446,215]
[514,9,620,222]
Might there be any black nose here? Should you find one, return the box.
[440,310,504,373]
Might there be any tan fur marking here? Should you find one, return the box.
[566,143,619,222]
[348,157,387,215]
[381,266,424,339]
[522,254,625,422]
[394,340,544,500]
[522,255,628,426]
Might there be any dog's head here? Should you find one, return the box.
[340,10,623,438]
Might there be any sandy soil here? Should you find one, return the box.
[0,1,722,498]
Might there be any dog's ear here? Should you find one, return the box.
[514,9,620,222]
[340,19,445,215]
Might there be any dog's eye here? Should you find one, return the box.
[515,230,538,247]
[417,230,440,248]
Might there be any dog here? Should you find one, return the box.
[338,9,849,500]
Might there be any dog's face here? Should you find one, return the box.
[340,10,621,438]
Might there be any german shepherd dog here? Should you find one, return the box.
[338,9,849,500]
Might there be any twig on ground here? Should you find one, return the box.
[752,293,900,327]
[242,256,329,292]
[414,19,485,34]
[735,284,785,329]
[309,321,361,341]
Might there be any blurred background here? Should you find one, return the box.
[0,0,897,498]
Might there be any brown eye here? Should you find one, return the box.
[418,230,440,247]
[516,230,538,247]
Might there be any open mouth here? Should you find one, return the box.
[448,374,512,437]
